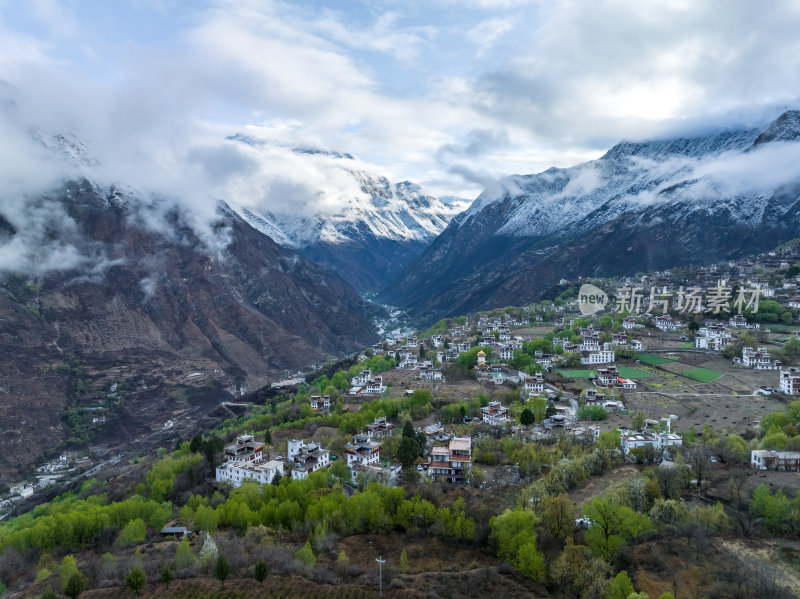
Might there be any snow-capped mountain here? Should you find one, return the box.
[227,136,470,291]
[381,110,800,321]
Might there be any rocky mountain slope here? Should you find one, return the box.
[0,178,377,479]
[228,137,469,292]
[380,110,800,321]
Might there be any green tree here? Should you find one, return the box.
[514,542,546,581]
[214,555,230,587]
[607,571,636,599]
[397,436,420,468]
[402,420,415,439]
[295,541,316,567]
[583,497,651,559]
[202,435,225,464]
[160,566,174,588]
[489,507,544,580]
[336,550,349,574]
[119,518,146,545]
[125,566,146,596]
[40,588,57,599]
[577,405,609,421]
[176,536,195,570]
[195,505,218,533]
[400,549,409,572]
[330,458,351,484]
[63,572,87,599]
[632,411,646,431]
[531,396,547,423]
[520,408,535,426]
[59,556,79,591]
[542,494,575,538]
[254,559,269,584]
[597,429,621,450]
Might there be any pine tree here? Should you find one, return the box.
[254,559,268,584]
[125,566,146,596]
[63,572,87,599]
[160,566,174,588]
[214,555,230,587]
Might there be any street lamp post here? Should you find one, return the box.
[376,556,386,597]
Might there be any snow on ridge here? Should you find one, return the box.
[237,169,468,247]
[462,114,800,239]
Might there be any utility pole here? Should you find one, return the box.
[376,555,386,597]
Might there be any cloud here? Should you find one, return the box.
[466,17,514,56]
[471,0,800,146]
[2,0,800,278]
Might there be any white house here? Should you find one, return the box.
[751,449,800,471]
[622,317,645,329]
[620,431,682,456]
[521,371,544,395]
[740,347,780,370]
[350,370,386,394]
[216,459,284,487]
[419,360,444,380]
[695,325,733,351]
[288,439,331,480]
[581,349,615,365]
[655,315,681,331]
[481,401,510,426]
[779,367,800,395]
[344,433,381,467]
[309,395,331,410]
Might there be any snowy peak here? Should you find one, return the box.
[225,136,470,291]
[458,113,800,240]
[753,110,800,146]
[382,109,800,320]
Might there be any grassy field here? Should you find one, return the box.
[557,369,597,379]
[766,323,797,331]
[681,367,724,382]
[616,366,653,379]
[637,354,677,365]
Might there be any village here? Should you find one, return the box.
[7,249,800,515]
[4,251,800,599]
[208,256,800,493]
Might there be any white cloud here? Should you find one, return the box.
[466,17,514,56]
[1,0,800,268]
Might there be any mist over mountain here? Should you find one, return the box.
[380,110,800,322]
[0,133,378,478]
[227,135,470,292]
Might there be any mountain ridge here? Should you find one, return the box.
[0,176,378,478]
[380,111,800,322]
[233,160,469,291]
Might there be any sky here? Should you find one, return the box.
[1,0,800,214]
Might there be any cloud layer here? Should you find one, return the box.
[1,0,799,271]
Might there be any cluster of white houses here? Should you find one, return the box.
[349,370,387,396]
[216,417,401,488]
[214,434,285,487]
